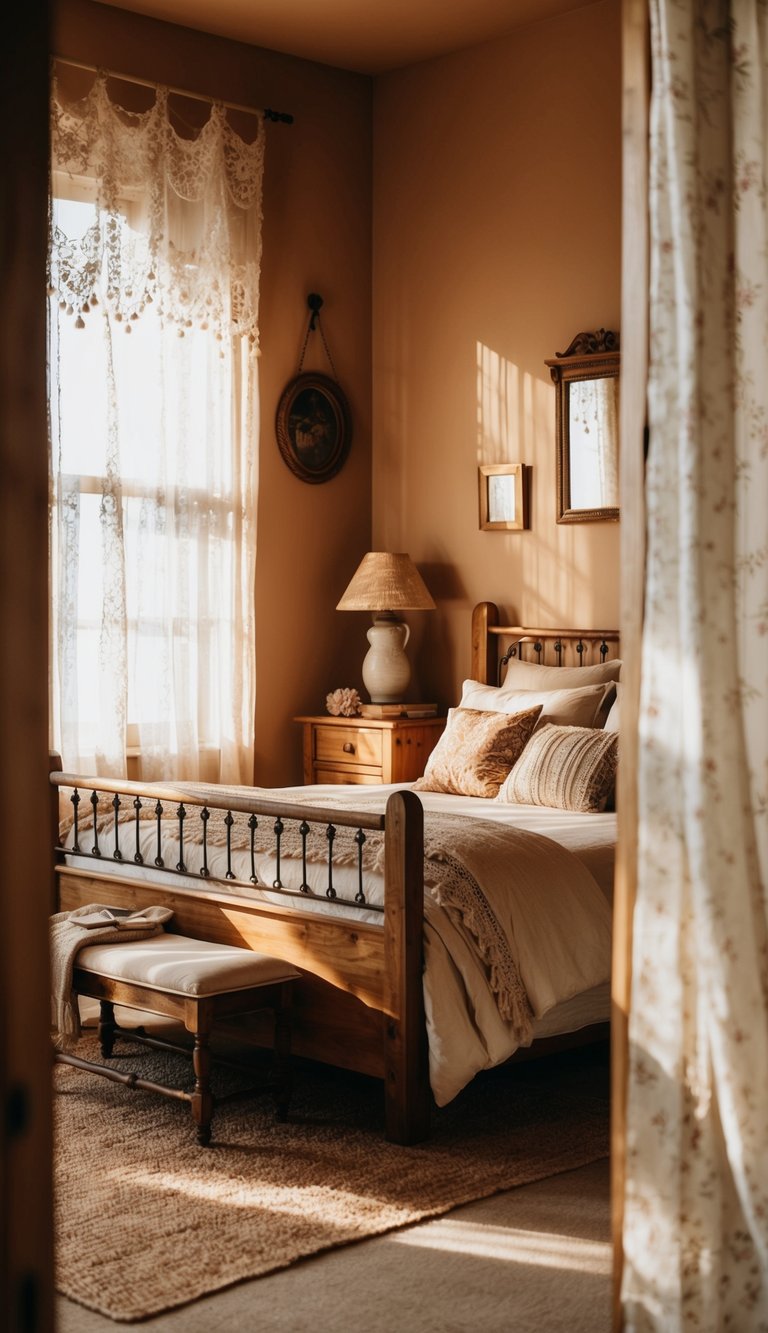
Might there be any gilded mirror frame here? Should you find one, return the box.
[545,329,620,524]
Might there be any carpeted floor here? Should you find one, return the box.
[57,1160,612,1333]
[54,1032,609,1323]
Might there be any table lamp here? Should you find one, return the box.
[336,552,436,703]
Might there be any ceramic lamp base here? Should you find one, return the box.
[362,616,411,703]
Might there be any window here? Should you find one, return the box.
[48,77,264,782]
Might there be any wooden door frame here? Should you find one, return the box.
[0,7,55,1331]
[612,1,650,1327]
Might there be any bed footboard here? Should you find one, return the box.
[49,758,431,1144]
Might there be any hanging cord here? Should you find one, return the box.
[297,294,339,381]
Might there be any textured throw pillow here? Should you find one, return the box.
[500,657,622,692]
[413,704,542,798]
[496,723,619,813]
[460,679,615,731]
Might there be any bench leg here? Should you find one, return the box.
[99,1000,116,1059]
[191,1013,214,1147]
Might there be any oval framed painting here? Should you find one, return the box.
[275,372,352,484]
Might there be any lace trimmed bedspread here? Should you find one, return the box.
[60,788,613,1105]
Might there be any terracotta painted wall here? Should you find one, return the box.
[51,0,621,778]
[372,0,622,708]
[52,0,373,784]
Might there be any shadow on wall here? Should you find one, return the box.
[409,563,469,704]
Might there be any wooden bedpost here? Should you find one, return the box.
[471,600,499,684]
[49,750,63,913]
[382,789,430,1144]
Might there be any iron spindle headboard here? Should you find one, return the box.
[470,602,620,686]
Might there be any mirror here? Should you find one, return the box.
[545,329,620,523]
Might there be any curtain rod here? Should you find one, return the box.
[52,56,294,124]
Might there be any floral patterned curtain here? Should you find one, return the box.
[48,75,263,782]
[622,2,768,1327]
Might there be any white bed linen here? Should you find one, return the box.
[62,781,615,1106]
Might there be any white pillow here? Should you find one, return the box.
[500,657,622,692]
[604,682,621,732]
[460,679,615,731]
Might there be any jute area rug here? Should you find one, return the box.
[54,1033,609,1323]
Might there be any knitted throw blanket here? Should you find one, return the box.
[50,903,174,1050]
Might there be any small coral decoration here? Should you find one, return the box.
[326,687,363,717]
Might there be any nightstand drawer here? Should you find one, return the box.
[313,724,383,769]
[314,768,385,786]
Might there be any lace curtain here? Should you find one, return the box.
[622,2,768,1327]
[48,75,263,782]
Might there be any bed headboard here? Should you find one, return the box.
[471,602,621,687]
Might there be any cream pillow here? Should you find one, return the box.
[604,682,621,732]
[500,657,622,692]
[460,679,615,731]
[497,723,619,813]
[413,704,542,798]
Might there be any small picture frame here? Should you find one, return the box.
[478,463,529,531]
[275,372,352,484]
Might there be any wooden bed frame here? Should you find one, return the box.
[50,602,619,1144]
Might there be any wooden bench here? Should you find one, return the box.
[54,934,302,1146]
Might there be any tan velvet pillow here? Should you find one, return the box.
[496,723,619,813]
[460,679,615,730]
[500,658,622,691]
[413,704,542,798]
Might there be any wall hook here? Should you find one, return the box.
[307,293,324,330]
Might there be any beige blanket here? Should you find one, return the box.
[418,812,611,1021]
[50,903,173,1050]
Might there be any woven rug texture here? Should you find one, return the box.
[54,1034,609,1322]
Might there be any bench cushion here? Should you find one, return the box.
[75,934,301,998]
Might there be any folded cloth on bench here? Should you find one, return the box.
[51,902,174,1050]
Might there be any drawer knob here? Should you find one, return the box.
[342,742,355,754]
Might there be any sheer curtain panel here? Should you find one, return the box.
[48,74,263,782]
[622,3,768,1328]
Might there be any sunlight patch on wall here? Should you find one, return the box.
[476,341,522,464]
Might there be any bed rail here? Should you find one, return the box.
[51,769,388,914]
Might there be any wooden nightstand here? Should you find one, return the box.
[295,714,445,786]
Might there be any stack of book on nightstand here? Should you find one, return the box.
[360,703,438,719]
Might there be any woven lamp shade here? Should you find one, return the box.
[336,553,436,612]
